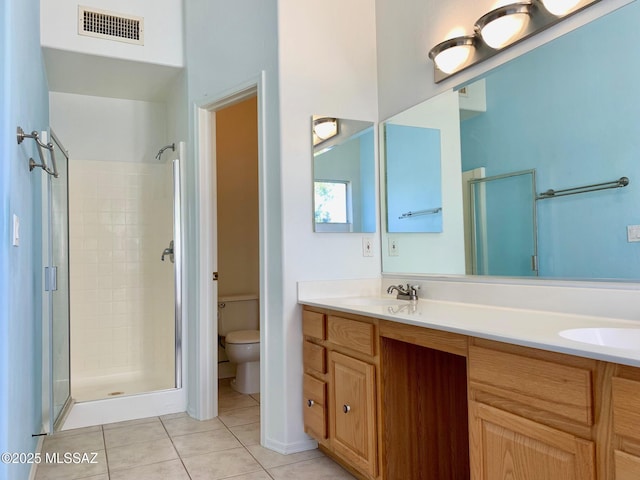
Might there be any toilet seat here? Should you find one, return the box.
[226,329,259,344]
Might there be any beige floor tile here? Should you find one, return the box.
[159,411,188,421]
[102,416,160,430]
[228,422,261,446]
[219,391,259,412]
[247,445,324,469]
[219,406,260,427]
[182,447,263,480]
[43,430,104,455]
[221,472,272,480]
[109,459,190,480]
[162,415,226,437]
[172,428,242,457]
[34,450,108,480]
[268,456,356,480]
[107,437,178,472]
[103,420,167,449]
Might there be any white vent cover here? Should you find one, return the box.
[78,6,144,45]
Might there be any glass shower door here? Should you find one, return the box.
[49,130,71,431]
[469,170,538,277]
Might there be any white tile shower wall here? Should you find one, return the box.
[69,159,175,394]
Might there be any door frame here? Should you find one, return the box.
[193,72,266,420]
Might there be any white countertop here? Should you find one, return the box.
[299,295,640,367]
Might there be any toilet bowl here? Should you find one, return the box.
[218,295,260,395]
[225,329,260,394]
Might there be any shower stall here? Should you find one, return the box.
[68,152,180,402]
[49,92,184,415]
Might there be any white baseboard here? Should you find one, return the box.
[263,435,318,455]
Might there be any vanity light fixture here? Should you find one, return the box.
[428,0,600,82]
[313,117,339,145]
[540,0,585,16]
[475,2,533,50]
[428,35,476,74]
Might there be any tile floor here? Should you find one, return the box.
[35,380,355,480]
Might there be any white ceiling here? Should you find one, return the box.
[43,47,184,102]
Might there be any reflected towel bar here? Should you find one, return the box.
[536,177,629,200]
[399,207,442,219]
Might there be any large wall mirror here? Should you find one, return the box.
[313,116,376,233]
[382,0,640,280]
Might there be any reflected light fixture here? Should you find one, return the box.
[540,0,584,16]
[428,35,476,74]
[475,2,533,49]
[313,117,338,145]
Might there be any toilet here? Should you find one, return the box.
[218,295,260,394]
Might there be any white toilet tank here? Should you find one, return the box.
[218,294,259,336]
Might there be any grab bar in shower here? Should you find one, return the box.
[536,176,629,200]
[17,126,59,178]
[398,207,442,219]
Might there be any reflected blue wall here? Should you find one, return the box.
[461,2,640,279]
[386,124,442,233]
[1,0,47,478]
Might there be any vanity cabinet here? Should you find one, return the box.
[612,367,640,479]
[468,339,598,480]
[301,305,640,480]
[302,307,380,480]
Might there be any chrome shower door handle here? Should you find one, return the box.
[161,240,174,263]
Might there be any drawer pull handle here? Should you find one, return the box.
[343,404,351,414]
[307,399,314,407]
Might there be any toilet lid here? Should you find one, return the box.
[226,329,260,344]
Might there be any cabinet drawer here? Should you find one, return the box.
[615,450,640,480]
[327,315,375,356]
[303,340,326,374]
[303,310,326,340]
[612,377,640,442]
[303,374,327,439]
[469,345,593,425]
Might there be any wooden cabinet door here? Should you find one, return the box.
[329,351,377,478]
[470,401,596,480]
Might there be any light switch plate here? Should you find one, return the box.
[362,237,374,257]
[12,214,19,246]
[389,238,399,256]
[627,225,640,242]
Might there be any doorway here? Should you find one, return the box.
[194,75,266,423]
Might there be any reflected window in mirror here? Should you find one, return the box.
[312,116,376,233]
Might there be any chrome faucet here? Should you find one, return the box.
[386,283,420,301]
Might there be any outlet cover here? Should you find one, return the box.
[362,237,374,257]
[628,225,640,242]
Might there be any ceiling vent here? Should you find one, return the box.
[78,6,144,45]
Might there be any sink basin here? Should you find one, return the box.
[334,297,413,307]
[559,328,640,350]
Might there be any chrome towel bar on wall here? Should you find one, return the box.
[536,176,629,200]
[16,126,59,178]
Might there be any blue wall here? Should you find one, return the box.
[1,0,48,478]
[461,2,640,279]
[386,124,442,233]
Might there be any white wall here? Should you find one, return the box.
[278,0,379,451]
[183,0,284,442]
[40,0,183,67]
[375,0,634,119]
[185,0,379,453]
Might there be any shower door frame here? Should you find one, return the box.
[41,128,73,433]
